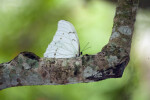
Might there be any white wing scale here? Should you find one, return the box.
[44,20,80,58]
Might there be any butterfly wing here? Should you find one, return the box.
[44,20,80,58]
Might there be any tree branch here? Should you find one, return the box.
[0,0,139,90]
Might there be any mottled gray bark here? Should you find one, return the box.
[0,0,139,90]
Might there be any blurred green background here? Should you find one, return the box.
[0,0,150,100]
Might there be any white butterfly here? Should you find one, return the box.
[44,20,80,58]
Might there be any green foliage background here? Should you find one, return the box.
[0,0,150,100]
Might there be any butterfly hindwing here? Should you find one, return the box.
[44,20,80,58]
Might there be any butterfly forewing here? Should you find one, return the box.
[44,20,80,58]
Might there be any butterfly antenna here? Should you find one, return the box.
[81,42,91,52]
[81,47,91,52]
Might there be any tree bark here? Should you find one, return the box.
[0,0,139,90]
